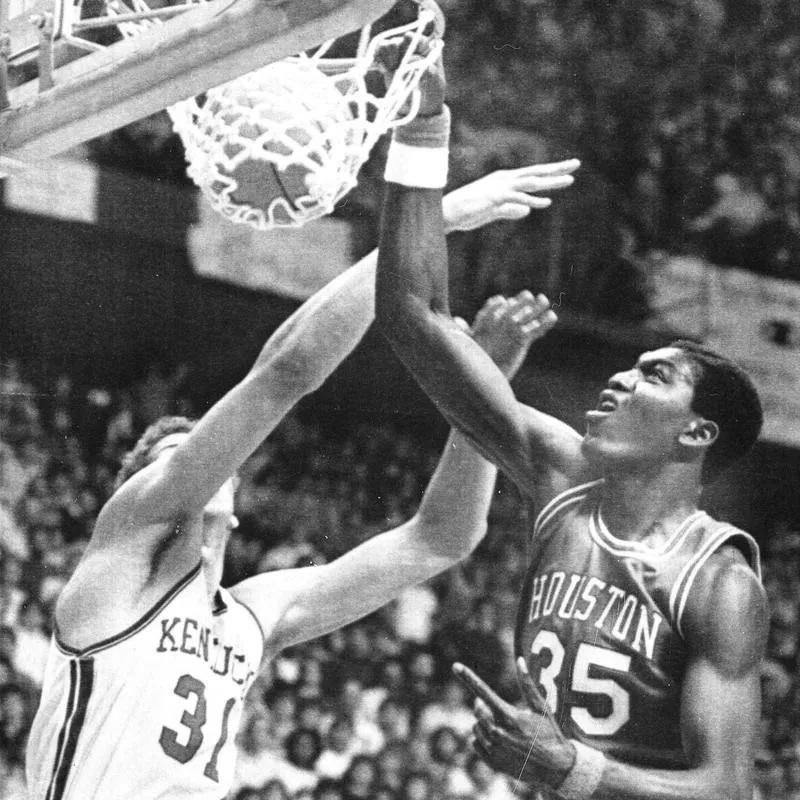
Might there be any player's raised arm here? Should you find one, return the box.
[374,45,585,500]
[105,164,574,531]
[104,249,379,527]
[230,293,547,657]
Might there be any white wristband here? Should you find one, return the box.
[557,740,606,800]
[384,140,448,188]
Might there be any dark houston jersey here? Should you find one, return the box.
[515,480,760,770]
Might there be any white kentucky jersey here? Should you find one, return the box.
[26,562,264,800]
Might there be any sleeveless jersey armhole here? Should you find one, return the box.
[228,592,268,666]
[669,528,761,639]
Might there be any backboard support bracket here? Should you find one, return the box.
[0,0,396,160]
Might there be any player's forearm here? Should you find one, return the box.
[586,756,751,800]
[413,429,497,559]
[251,250,377,398]
[248,178,478,401]
[376,182,448,321]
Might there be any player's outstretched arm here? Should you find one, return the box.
[230,295,542,658]
[374,54,585,500]
[109,155,588,527]
[454,549,768,800]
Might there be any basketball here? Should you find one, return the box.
[202,60,355,226]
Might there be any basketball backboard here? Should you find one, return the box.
[0,0,396,160]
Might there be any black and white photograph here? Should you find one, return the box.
[1,1,799,798]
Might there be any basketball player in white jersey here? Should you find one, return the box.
[24,164,575,800]
[374,37,769,800]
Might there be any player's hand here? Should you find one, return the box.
[453,658,576,791]
[374,1,445,118]
[442,160,580,233]
[468,292,557,379]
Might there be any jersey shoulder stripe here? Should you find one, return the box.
[45,658,94,800]
[533,480,604,540]
[55,561,202,658]
[669,526,761,637]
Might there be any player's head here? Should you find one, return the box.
[582,341,761,484]
[114,416,196,490]
[670,339,762,484]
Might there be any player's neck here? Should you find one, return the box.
[600,467,702,543]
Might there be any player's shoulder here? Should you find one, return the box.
[516,402,597,503]
[681,542,768,670]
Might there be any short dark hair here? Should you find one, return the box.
[671,340,763,485]
[114,416,196,490]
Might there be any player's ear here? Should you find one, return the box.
[678,418,719,449]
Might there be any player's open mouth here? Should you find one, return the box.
[585,391,617,422]
[596,391,618,412]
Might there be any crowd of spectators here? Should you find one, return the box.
[84,0,800,322]
[0,357,799,800]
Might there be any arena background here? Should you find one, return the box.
[1,1,800,798]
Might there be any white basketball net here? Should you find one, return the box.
[108,1,442,229]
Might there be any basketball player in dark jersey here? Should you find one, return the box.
[374,38,768,800]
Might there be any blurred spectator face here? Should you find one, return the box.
[240,713,272,755]
[379,659,407,694]
[377,699,410,739]
[78,489,100,516]
[19,599,46,631]
[234,790,263,800]
[286,728,322,770]
[429,727,462,765]
[400,772,432,800]
[0,657,14,684]
[261,779,290,800]
[377,743,409,789]
[407,651,435,683]
[339,678,364,717]
[327,717,355,753]
[440,679,467,710]
[297,699,324,732]
[0,627,17,660]
[343,755,378,799]
[298,659,324,695]
[1,558,24,589]
[0,686,29,738]
[406,737,430,771]
[466,754,494,789]
[345,626,372,659]
[270,691,297,722]
[314,780,344,800]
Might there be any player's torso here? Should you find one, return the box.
[515,481,760,770]
[26,563,264,800]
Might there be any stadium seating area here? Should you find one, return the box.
[0,360,799,800]
[86,0,800,318]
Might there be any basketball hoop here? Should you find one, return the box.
[109,0,443,229]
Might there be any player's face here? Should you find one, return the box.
[581,347,701,469]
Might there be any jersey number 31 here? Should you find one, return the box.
[159,674,237,782]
